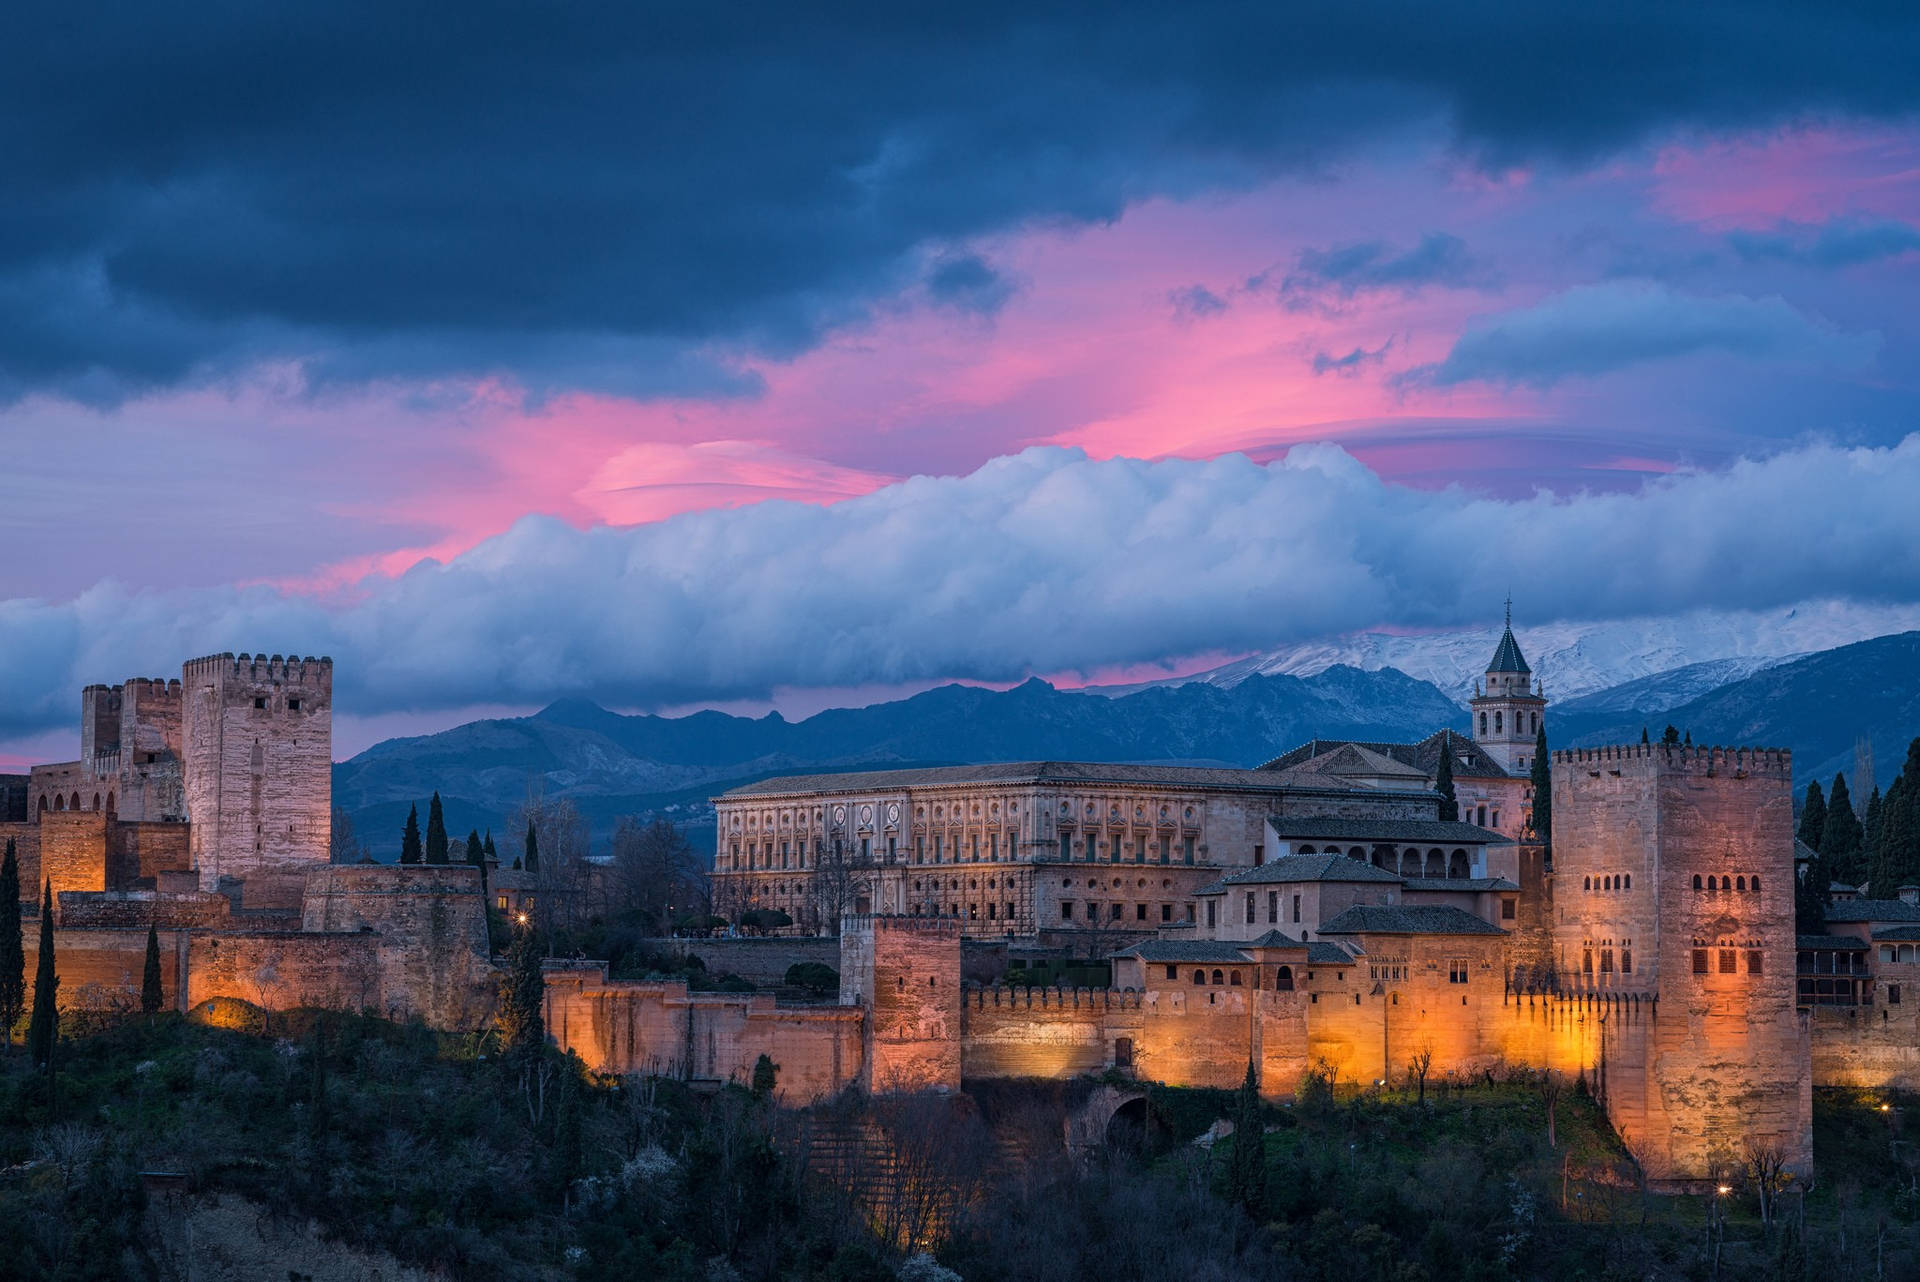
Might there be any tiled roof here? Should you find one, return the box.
[1823,899,1920,924]
[1488,626,1531,675]
[1210,855,1404,888]
[1271,817,1511,844]
[1259,729,1515,781]
[1797,934,1869,951]
[719,759,1380,798]
[1318,904,1506,936]
[1244,929,1308,949]
[1109,940,1253,963]
[1308,941,1354,965]
[1402,877,1520,892]
[1793,838,1818,863]
[1871,926,1920,942]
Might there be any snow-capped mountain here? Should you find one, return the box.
[1096,599,1920,704]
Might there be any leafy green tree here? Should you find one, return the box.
[425,791,449,865]
[27,881,57,1071]
[751,1052,779,1100]
[0,838,23,1046]
[1433,734,1458,822]
[1823,772,1866,884]
[1227,1060,1267,1216]
[1797,780,1827,853]
[524,822,541,874]
[498,923,545,1065]
[141,922,164,1015]
[1529,723,1551,847]
[400,804,423,865]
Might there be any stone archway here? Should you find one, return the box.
[1065,1083,1152,1160]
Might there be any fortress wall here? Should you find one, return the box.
[1302,934,1510,1086]
[841,916,964,1092]
[25,926,190,1013]
[960,987,1120,1080]
[644,935,843,986]
[184,931,385,1016]
[299,865,494,1027]
[0,823,38,897]
[1809,1006,1920,1090]
[1129,988,1257,1089]
[112,821,192,882]
[57,890,233,929]
[38,811,111,901]
[543,973,864,1103]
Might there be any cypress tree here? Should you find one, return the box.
[1869,777,1904,899]
[1823,773,1866,885]
[1529,723,1552,848]
[1662,725,1680,746]
[1640,727,1650,745]
[1795,847,1831,934]
[425,792,449,865]
[484,830,497,861]
[27,881,57,1071]
[141,922,164,1015]
[0,839,23,1047]
[524,823,541,874]
[1797,781,1827,854]
[1433,734,1458,822]
[1228,1060,1267,1215]
[1865,785,1885,872]
[498,923,546,1065]
[400,804,423,865]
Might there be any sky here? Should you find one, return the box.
[5,3,1920,762]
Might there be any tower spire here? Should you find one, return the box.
[1504,592,1512,630]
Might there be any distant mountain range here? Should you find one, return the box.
[332,665,1466,855]
[1096,600,1920,701]
[333,628,1920,858]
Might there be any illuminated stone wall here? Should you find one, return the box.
[841,915,964,1091]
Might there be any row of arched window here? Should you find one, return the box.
[37,791,114,814]
[1583,873,1631,892]
[1692,874,1760,893]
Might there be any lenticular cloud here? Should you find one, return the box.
[3,435,1919,733]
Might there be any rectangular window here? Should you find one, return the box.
[1207,901,1217,928]
[1747,950,1764,976]
[1110,903,1123,921]
[1253,843,1265,866]
[1165,964,1178,981]
[1621,950,1632,974]
[1161,903,1172,922]
[1719,949,1737,975]
[989,833,998,860]
[1891,984,1903,1005]
[253,696,266,709]
[916,837,925,864]
[1184,835,1195,864]
[860,837,870,860]
[1600,949,1614,973]
[1186,904,1196,923]
[1692,948,1709,975]
[1292,894,1302,924]
[287,698,300,712]
[1268,891,1278,924]
[1245,892,1256,924]
[1501,898,1516,920]
[1159,837,1170,863]
[1448,959,1468,984]
[1135,903,1147,921]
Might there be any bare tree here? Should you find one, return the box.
[1743,1137,1794,1225]
[328,806,370,864]
[1408,1044,1435,1105]
[1536,1069,1564,1150]
[808,839,871,935]
[509,779,593,941]
[609,816,702,933]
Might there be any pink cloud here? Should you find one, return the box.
[1651,125,1920,227]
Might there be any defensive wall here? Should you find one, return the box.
[643,935,843,986]
[1,814,192,904]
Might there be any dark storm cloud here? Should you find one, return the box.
[1727,219,1920,268]
[5,1,1920,400]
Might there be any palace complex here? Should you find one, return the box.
[12,627,1920,1187]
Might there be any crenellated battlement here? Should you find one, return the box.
[840,912,960,937]
[1553,743,1791,777]
[184,652,333,687]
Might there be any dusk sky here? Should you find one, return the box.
[7,4,1920,761]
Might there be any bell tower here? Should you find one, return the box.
[1469,598,1546,774]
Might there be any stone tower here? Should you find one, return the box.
[839,914,963,1093]
[182,653,333,900]
[1551,742,1809,1184]
[1469,601,1546,774]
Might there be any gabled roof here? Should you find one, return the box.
[1258,729,1515,780]
[1308,941,1355,966]
[1244,929,1308,949]
[1109,940,1253,964]
[1823,899,1920,924]
[1487,625,1531,675]
[1318,904,1506,936]
[1402,877,1520,893]
[1206,855,1404,889]
[1270,817,1511,845]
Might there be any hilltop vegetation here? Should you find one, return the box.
[4,1013,1920,1280]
